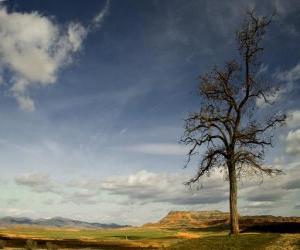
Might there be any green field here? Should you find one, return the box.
[0,227,181,249]
[0,226,299,249]
[168,233,300,250]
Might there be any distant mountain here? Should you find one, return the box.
[0,216,130,229]
[144,210,300,232]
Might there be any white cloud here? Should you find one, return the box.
[15,169,228,206]
[92,0,110,29]
[11,167,287,207]
[286,129,300,155]
[67,22,87,51]
[13,164,300,218]
[15,95,35,112]
[15,172,59,193]
[277,62,300,82]
[0,208,34,217]
[286,110,300,129]
[0,3,109,111]
[256,64,269,75]
[239,165,300,215]
[74,165,300,207]
[100,170,228,205]
[62,190,100,205]
[255,87,285,108]
[246,190,286,202]
[124,143,188,156]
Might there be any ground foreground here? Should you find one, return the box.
[0,227,299,249]
[0,211,299,249]
[168,233,300,250]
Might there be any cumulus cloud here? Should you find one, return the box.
[286,110,300,128]
[64,165,300,207]
[100,170,228,205]
[246,190,285,202]
[242,201,277,210]
[277,62,300,82]
[14,165,300,211]
[283,179,300,190]
[15,169,228,206]
[281,167,300,190]
[0,1,109,111]
[239,165,300,213]
[255,87,286,108]
[14,172,103,205]
[15,172,59,193]
[285,129,300,155]
[62,190,100,205]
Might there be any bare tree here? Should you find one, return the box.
[181,11,286,235]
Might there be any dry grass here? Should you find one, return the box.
[0,226,299,249]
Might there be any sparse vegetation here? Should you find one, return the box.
[0,227,180,249]
[0,225,299,249]
[0,211,299,249]
[25,239,38,250]
[0,240,6,249]
[46,242,59,250]
[168,233,282,250]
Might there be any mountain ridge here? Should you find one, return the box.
[0,216,130,229]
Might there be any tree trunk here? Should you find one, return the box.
[228,162,239,235]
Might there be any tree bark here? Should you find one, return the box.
[228,161,239,234]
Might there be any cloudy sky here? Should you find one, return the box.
[0,0,299,225]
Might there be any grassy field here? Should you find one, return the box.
[0,226,299,249]
[0,226,183,249]
[167,233,300,250]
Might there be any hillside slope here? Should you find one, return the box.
[145,210,229,228]
[144,210,300,232]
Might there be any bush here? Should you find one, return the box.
[0,240,6,249]
[46,242,59,250]
[25,239,37,250]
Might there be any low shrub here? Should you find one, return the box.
[0,240,6,249]
[46,242,59,250]
[25,239,38,250]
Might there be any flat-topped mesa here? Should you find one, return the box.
[166,210,225,216]
[162,210,229,221]
[144,210,300,230]
[145,210,230,229]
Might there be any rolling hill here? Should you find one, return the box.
[0,216,129,229]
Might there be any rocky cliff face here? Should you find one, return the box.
[144,210,229,228]
[144,210,300,231]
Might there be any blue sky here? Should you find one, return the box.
[0,0,299,225]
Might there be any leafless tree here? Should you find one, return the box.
[181,11,286,235]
